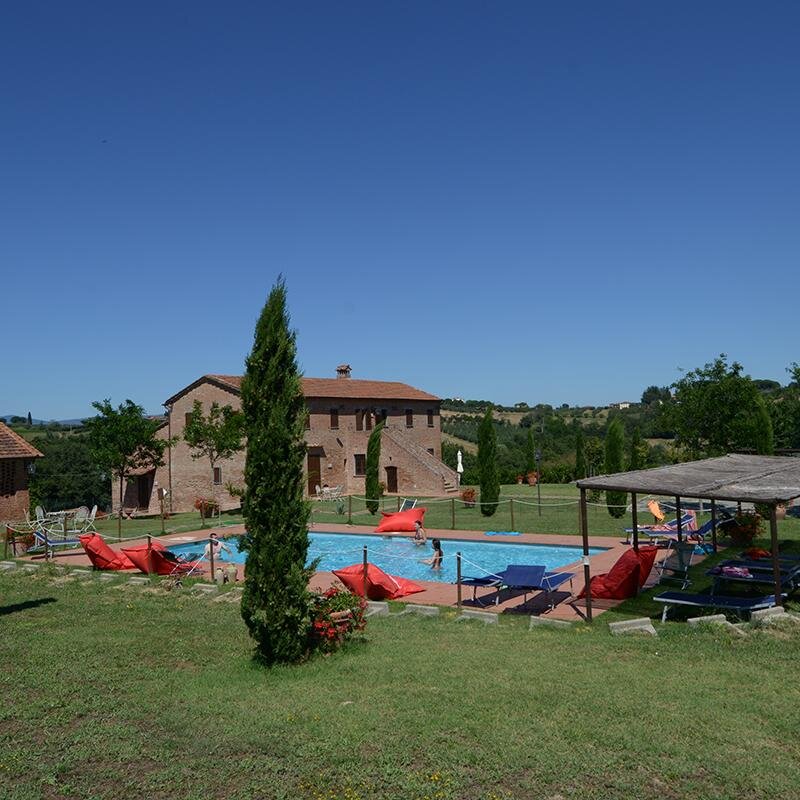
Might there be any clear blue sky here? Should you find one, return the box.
[3,2,798,419]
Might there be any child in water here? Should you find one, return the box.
[425,538,443,570]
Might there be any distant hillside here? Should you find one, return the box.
[1,415,86,426]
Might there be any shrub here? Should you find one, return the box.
[308,585,367,656]
[194,497,219,518]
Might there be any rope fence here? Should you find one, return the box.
[308,491,731,538]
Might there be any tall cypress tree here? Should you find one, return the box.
[365,422,385,514]
[477,408,500,517]
[752,396,775,455]
[628,426,643,471]
[239,279,315,666]
[604,417,627,519]
[574,426,587,480]
[525,428,536,475]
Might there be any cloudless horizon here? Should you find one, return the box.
[3,2,799,418]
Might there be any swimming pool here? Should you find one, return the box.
[169,532,605,584]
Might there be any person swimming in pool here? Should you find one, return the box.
[203,532,232,562]
[424,538,443,570]
[412,520,427,546]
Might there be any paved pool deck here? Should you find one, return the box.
[17,521,671,621]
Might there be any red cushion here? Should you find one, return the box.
[79,533,136,570]
[636,546,659,588]
[332,563,424,600]
[374,508,426,533]
[120,541,167,574]
[578,548,646,600]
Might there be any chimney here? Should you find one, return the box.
[336,364,352,379]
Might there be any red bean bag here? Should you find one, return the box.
[79,533,136,570]
[119,541,168,574]
[578,546,658,600]
[333,563,425,600]
[374,508,426,533]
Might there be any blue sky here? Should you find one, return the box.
[3,2,799,418]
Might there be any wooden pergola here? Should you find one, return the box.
[576,454,800,622]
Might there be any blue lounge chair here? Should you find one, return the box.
[29,530,82,552]
[462,564,574,610]
[653,590,783,622]
[398,498,417,512]
[625,512,696,545]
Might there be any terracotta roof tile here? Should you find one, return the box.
[0,423,44,460]
[207,374,439,402]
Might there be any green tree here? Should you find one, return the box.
[752,395,774,455]
[86,399,169,539]
[239,279,315,666]
[604,417,626,518]
[183,400,245,525]
[27,411,32,427]
[574,426,587,480]
[524,428,536,474]
[477,409,500,517]
[628,426,644,471]
[29,434,110,512]
[670,355,773,457]
[365,422,385,514]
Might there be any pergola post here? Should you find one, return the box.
[675,495,682,542]
[580,488,592,623]
[770,504,782,607]
[630,492,639,552]
[710,499,718,554]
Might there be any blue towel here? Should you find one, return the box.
[485,531,521,537]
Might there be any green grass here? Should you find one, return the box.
[86,487,800,544]
[311,485,800,539]
[92,509,246,541]
[3,569,800,799]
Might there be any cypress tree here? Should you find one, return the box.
[604,417,627,519]
[365,422,385,514]
[239,279,315,666]
[477,408,500,517]
[628,426,643,471]
[525,428,536,475]
[752,396,774,455]
[574,426,587,480]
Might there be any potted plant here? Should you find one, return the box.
[526,470,539,486]
[727,511,763,546]
[461,488,476,508]
[194,497,219,519]
[515,474,524,485]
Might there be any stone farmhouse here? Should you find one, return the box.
[121,365,459,515]
[0,422,43,521]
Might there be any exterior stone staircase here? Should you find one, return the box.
[382,427,460,495]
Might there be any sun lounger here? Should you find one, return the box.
[625,512,697,544]
[462,564,574,610]
[653,590,783,622]
[30,529,82,551]
[398,498,417,512]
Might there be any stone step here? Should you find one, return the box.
[397,604,439,617]
[529,616,573,630]
[455,609,497,624]
[365,601,390,617]
[0,561,17,571]
[609,617,658,637]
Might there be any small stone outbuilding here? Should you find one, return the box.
[0,422,44,521]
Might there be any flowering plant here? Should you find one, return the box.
[308,584,367,655]
[194,497,219,518]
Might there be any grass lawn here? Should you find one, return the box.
[2,568,800,800]
[86,486,800,544]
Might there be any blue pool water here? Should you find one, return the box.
[169,532,605,584]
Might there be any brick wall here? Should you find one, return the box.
[0,459,32,521]
[136,379,447,514]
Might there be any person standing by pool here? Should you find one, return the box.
[424,538,443,570]
[412,520,427,546]
[204,532,232,563]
